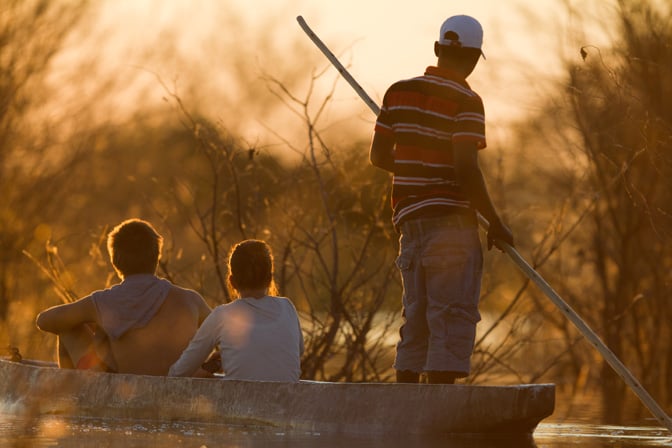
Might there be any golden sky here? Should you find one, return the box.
[55,0,614,149]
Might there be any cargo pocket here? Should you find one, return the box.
[395,251,413,271]
[395,250,417,307]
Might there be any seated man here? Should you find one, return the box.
[36,218,211,376]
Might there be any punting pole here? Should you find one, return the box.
[296,15,672,432]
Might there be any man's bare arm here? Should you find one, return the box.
[36,297,97,334]
[453,140,514,250]
[369,132,395,172]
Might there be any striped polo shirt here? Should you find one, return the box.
[375,66,486,227]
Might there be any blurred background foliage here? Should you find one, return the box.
[1,0,670,424]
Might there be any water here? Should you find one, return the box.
[1,414,671,448]
[534,424,671,447]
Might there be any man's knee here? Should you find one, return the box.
[56,326,96,369]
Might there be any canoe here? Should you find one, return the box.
[0,358,554,437]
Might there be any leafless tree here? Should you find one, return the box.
[0,0,90,346]
[510,0,672,422]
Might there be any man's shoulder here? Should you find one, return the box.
[388,74,426,90]
[385,72,477,100]
[168,283,199,295]
[156,285,211,322]
[166,284,206,303]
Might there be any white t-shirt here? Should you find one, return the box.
[169,296,303,382]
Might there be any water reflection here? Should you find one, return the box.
[535,423,672,447]
[1,414,537,448]
[2,414,671,447]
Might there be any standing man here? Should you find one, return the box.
[36,218,212,376]
[369,15,514,384]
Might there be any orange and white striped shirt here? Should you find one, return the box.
[375,66,486,227]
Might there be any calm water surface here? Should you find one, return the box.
[1,414,671,448]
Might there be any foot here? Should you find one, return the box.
[396,369,420,383]
[426,370,458,384]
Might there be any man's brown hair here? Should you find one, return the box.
[107,219,162,278]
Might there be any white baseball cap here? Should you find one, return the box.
[438,15,485,59]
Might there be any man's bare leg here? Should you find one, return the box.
[56,325,96,369]
[57,337,76,368]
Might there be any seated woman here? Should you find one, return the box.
[169,239,304,381]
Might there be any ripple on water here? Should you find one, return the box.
[535,423,672,446]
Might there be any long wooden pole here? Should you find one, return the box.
[296,15,672,432]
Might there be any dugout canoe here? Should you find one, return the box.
[0,358,554,437]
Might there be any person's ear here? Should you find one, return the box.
[112,252,122,269]
[434,41,440,57]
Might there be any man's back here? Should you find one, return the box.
[375,67,486,228]
[109,286,210,376]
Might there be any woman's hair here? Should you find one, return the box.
[228,239,277,296]
[107,219,162,278]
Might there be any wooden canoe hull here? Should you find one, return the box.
[0,359,554,436]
